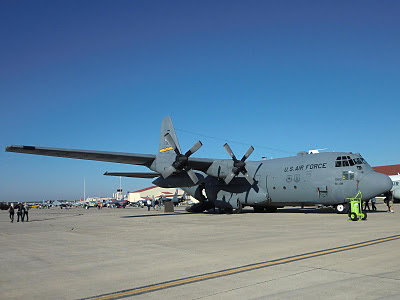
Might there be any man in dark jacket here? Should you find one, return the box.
[17,203,23,222]
[9,204,15,222]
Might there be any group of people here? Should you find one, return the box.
[146,198,161,211]
[363,194,394,213]
[363,198,377,211]
[8,203,29,223]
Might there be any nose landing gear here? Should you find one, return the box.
[335,203,349,214]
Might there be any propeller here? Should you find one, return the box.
[161,133,202,184]
[223,143,254,185]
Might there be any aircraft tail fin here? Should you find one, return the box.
[159,116,181,155]
[172,189,179,203]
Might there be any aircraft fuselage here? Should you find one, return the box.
[178,152,392,210]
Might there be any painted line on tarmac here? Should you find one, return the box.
[82,234,400,300]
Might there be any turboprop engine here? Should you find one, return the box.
[205,143,255,185]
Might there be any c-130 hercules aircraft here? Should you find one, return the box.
[6,116,392,214]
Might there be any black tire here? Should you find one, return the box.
[233,201,243,214]
[265,206,277,213]
[336,203,349,214]
[350,212,358,221]
[253,206,264,213]
[362,212,367,220]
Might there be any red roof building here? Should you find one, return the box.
[373,164,400,176]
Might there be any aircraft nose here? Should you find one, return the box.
[359,172,393,199]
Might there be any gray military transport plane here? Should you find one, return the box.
[6,116,392,214]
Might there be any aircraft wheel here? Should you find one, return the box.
[253,206,264,213]
[186,202,206,213]
[265,206,277,213]
[362,212,367,220]
[336,204,345,214]
[350,212,358,221]
[233,201,243,214]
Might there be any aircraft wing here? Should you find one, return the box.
[187,157,215,172]
[104,172,160,178]
[5,145,156,166]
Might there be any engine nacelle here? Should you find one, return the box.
[205,159,233,179]
[153,172,204,188]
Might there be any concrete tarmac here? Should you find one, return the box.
[1,202,399,300]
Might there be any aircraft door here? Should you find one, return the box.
[267,175,284,203]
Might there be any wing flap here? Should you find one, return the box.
[5,145,156,166]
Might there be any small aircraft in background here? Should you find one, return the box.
[6,116,393,214]
[389,174,400,201]
[158,190,187,206]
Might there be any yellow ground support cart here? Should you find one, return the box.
[347,191,367,221]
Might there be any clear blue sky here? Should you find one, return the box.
[1,0,399,202]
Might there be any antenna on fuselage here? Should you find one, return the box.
[308,148,327,154]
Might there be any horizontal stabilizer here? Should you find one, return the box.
[104,172,160,178]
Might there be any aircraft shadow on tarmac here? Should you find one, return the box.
[121,212,190,218]
[245,208,390,214]
[120,208,390,217]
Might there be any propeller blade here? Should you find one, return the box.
[186,168,199,184]
[185,141,203,157]
[162,165,176,178]
[241,146,254,161]
[224,172,236,185]
[223,143,237,161]
[164,133,180,155]
[243,171,254,185]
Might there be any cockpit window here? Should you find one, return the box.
[335,155,368,168]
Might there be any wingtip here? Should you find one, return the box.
[5,145,16,152]
[5,145,36,152]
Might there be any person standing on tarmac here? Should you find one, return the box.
[364,199,371,211]
[384,192,394,213]
[17,203,23,222]
[146,198,152,211]
[21,203,26,222]
[9,204,15,223]
[371,198,377,211]
[23,203,29,222]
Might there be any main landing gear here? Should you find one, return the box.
[185,201,214,213]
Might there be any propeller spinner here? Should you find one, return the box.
[161,133,202,184]
[223,143,254,185]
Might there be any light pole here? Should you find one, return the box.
[84,177,86,202]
